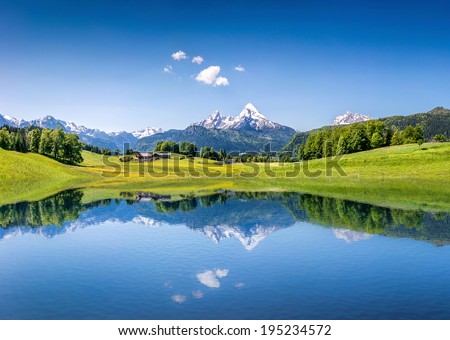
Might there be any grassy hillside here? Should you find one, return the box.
[1,143,450,210]
[0,149,98,204]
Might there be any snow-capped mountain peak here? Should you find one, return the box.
[194,110,234,130]
[333,111,373,125]
[239,103,267,120]
[3,115,17,123]
[1,114,24,127]
[201,110,225,127]
[28,115,67,130]
[210,110,221,118]
[64,121,78,131]
[193,103,291,132]
[233,103,277,130]
[131,127,164,139]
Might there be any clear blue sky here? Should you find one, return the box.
[1,0,449,132]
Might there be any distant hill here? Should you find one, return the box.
[134,125,294,152]
[283,107,450,155]
[379,106,450,139]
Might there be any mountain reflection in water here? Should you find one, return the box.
[0,189,449,248]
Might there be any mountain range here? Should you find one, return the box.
[0,103,296,152]
[0,114,163,151]
[194,103,288,131]
[3,105,447,154]
[135,103,297,152]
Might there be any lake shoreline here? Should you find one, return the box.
[1,142,450,211]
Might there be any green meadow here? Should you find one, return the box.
[1,142,449,211]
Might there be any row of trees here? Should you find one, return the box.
[298,121,424,160]
[0,125,84,164]
[433,134,447,142]
[154,141,197,157]
[0,190,85,228]
[0,126,28,152]
[82,144,120,156]
[390,125,424,146]
[199,146,227,160]
[152,140,292,162]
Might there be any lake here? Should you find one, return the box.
[0,190,449,320]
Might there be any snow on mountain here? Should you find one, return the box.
[230,103,279,130]
[131,127,164,139]
[2,115,27,127]
[0,113,163,139]
[0,113,164,151]
[332,228,373,243]
[201,224,282,251]
[193,103,290,132]
[332,111,373,126]
[194,110,235,129]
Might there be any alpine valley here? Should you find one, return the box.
[2,104,450,154]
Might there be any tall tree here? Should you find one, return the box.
[12,132,27,152]
[0,128,11,150]
[390,130,403,145]
[39,129,52,155]
[62,134,83,164]
[28,129,42,153]
[50,127,65,158]
[180,141,197,156]
[370,131,384,149]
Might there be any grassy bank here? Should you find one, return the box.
[0,149,99,203]
[1,143,450,211]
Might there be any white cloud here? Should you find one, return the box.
[215,269,229,278]
[171,50,188,60]
[192,290,204,299]
[195,66,230,87]
[214,76,229,87]
[163,65,173,73]
[195,66,221,85]
[192,56,204,64]
[197,270,220,288]
[171,294,186,303]
[196,269,229,288]
[234,65,245,72]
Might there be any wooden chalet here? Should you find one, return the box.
[134,152,171,162]
[135,152,152,162]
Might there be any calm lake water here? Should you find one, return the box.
[0,190,449,320]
